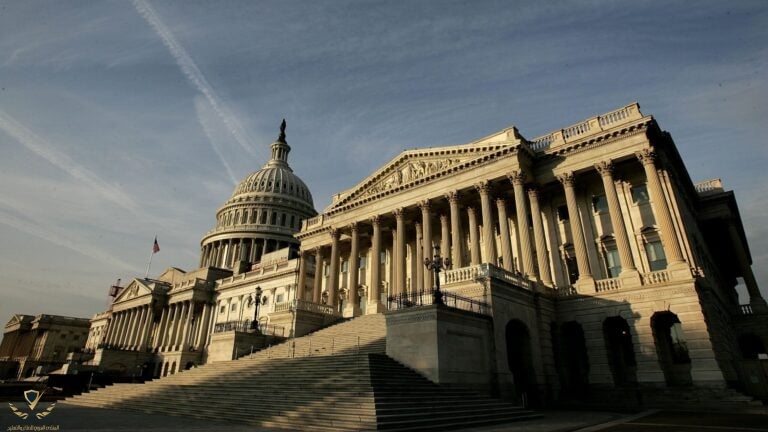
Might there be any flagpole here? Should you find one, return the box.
[145,249,154,279]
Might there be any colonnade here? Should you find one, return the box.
[298,150,691,309]
[103,300,214,353]
[199,238,292,269]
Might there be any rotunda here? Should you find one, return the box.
[198,120,317,270]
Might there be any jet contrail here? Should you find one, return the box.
[132,0,266,164]
[194,96,239,185]
[0,109,139,214]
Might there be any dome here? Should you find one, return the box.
[199,120,317,270]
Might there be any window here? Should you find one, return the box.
[341,260,349,273]
[281,213,287,226]
[262,297,269,305]
[276,293,284,303]
[231,303,238,312]
[290,215,296,228]
[604,246,621,278]
[557,205,569,221]
[631,184,650,204]
[592,194,608,213]
[271,212,277,225]
[219,305,226,314]
[565,254,578,285]
[645,240,667,271]
[260,211,268,224]
[359,256,367,269]
[250,211,257,224]
[324,263,331,276]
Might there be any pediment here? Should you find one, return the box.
[327,127,523,211]
[5,314,33,329]
[113,279,153,303]
[157,267,186,284]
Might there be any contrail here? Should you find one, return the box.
[194,96,239,185]
[132,0,266,163]
[0,198,141,273]
[0,109,139,214]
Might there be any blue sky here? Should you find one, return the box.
[1,0,767,322]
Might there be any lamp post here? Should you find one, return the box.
[424,243,451,305]
[252,286,262,332]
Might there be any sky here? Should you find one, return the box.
[0,0,767,323]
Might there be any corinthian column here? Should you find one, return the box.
[446,191,464,267]
[467,206,481,265]
[313,247,324,303]
[528,187,552,286]
[476,181,498,265]
[558,172,594,291]
[595,161,640,286]
[345,223,361,317]
[509,171,535,278]
[297,250,308,301]
[635,149,686,270]
[369,215,384,312]
[394,208,407,296]
[419,201,434,290]
[328,228,341,308]
[496,198,515,272]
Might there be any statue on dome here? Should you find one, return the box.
[279,119,286,140]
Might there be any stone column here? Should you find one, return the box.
[313,247,324,304]
[528,187,553,286]
[476,181,498,264]
[297,250,308,301]
[345,223,362,317]
[154,307,168,350]
[636,149,686,270]
[328,229,341,308]
[181,301,194,350]
[394,208,407,296]
[419,201,434,290]
[727,222,767,309]
[195,303,213,349]
[496,198,514,272]
[415,222,424,291]
[166,304,179,349]
[440,214,450,266]
[558,172,594,291]
[369,215,384,312]
[509,171,535,278]
[128,307,142,350]
[595,161,641,285]
[446,191,464,267]
[467,206,481,265]
[117,311,130,348]
[138,306,154,351]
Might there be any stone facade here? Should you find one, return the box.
[296,102,768,402]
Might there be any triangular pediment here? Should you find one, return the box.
[113,279,153,303]
[5,314,33,329]
[327,127,523,211]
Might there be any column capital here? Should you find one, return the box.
[527,186,541,199]
[370,214,381,226]
[418,199,431,211]
[474,180,491,194]
[349,221,358,232]
[495,197,507,208]
[557,172,576,187]
[507,170,527,185]
[445,190,460,203]
[393,207,406,218]
[595,160,614,177]
[328,227,340,239]
[635,148,657,166]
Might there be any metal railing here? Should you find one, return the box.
[213,320,285,336]
[387,289,491,316]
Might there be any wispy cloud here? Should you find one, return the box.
[132,0,265,163]
[194,96,239,185]
[0,109,139,214]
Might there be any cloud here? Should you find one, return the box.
[194,96,239,185]
[132,0,266,162]
[0,109,139,214]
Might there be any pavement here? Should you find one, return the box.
[1,404,767,432]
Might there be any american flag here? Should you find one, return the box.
[152,236,160,254]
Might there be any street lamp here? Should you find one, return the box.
[252,286,262,331]
[424,243,451,305]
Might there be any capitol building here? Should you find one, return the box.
[3,103,768,421]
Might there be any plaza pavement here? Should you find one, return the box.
[2,405,767,432]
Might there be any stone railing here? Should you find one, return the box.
[441,265,482,285]
[274,299,339,316]
[529,103,642,152]
[694,178,724,194]
[441,264,532,291]
[595,277,622,292]
[554,286,578,297]
[641,270,671,285]
[204,223,290,237]
[302,214,327,231]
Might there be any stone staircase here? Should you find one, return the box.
[63,313,538,430]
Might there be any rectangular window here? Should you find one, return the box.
[281,213,287,226]
[359,256,367,269]
[631,184,650,204]
[341,260,349,273]
[230,303,237,312]
[324,263,330,276]
[592,194,608,213]
[260,212,267,224]
[219,305,226,314]
[565,255,578,285]
[645,240,667,271]
[276,293,284,303]
[604,247,621,278]
[290,215,296,228]
[557,205,569,221]
[250,211,257,224]
[271,212,277,225]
